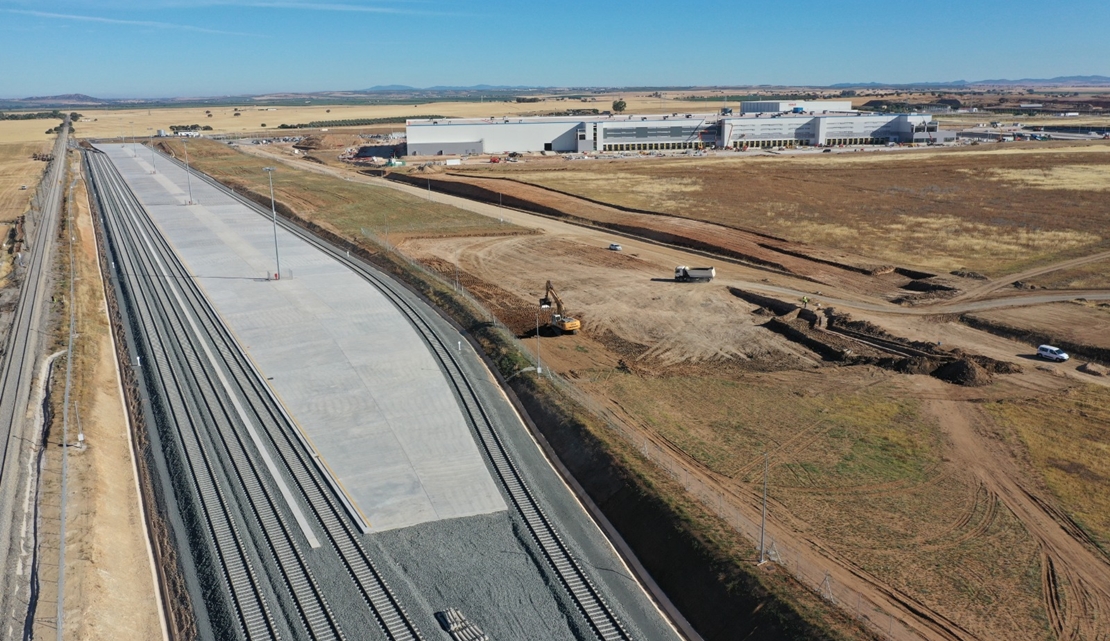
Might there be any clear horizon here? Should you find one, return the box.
[2,0,1109,99]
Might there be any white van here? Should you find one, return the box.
[1037,345,1069,362]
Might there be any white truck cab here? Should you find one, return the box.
[1037,345,1069,362]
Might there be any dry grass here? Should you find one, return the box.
[0,141,52,222]
[56,95,720,143]
[588,371,938,487]
[155,138,524,241]
[977,165,1110,191]
[0,120,60,144]
[1027,258,1110,289]
[579,368,1049,639]
[479,143,1110,276]
[985,385,1110,552]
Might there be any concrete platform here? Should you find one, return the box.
[97,143,506,531]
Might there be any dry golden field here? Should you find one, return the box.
[470,142,1110,276]
[47,94,723,143]
[0,141,53,221]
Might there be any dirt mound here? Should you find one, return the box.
[294,134,360,150]
[932,358,994,387]
[964,353,1023,374]
[1078,362,1108,377]
[951,268,989,280]
[894,356,941,375]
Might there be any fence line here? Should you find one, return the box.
[356,226,929,641]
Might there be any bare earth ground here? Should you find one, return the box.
[154,138,1110,640]
[965,301,1110,352]
[32,152,163,640]
[1026,257,1110,290]
[0,141,52,293]
[459,141,1110,278]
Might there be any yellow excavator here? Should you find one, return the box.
[540,280,581,335]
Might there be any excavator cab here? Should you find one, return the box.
[539,281,581,335]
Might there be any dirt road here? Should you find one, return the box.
[926,397,1110,640]
[947,250,1110,303]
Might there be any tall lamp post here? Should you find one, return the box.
[146,128,156,173]
[129,121,135,156]
[182,138,194,205]
[537,300,551,375]
[263,167,281,280]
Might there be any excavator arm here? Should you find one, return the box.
[539,281,581,334]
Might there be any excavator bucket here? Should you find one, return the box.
[539,296,552,309]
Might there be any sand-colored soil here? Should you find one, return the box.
[32,153,164,640]
[968,301,1110,352]
[0,141,52,222]
[466,141,1110,277]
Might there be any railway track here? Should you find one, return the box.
[0,122,69,637]
[85,149,422,641]
[0,122,68,486]
[158,148,636,641]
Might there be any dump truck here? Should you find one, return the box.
[675,266,715,282]
[539,280,581,334]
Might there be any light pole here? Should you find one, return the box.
[263,167,281,280]
[147,128,156,173]
[534,309,542,375]
[538,298,552,375]
[129,121,135,156]
[182,138,194,205]
[759,451,768,564]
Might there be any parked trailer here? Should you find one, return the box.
[675,266,715,282]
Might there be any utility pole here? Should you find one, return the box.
[264,167,281,280]
[760,451,768,564]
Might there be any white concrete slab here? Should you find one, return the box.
[97,143,505,531]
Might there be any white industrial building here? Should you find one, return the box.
[406,102,953,155]
[740,100,854,114]
[720,113,951,149]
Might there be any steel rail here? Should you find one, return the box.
[158,146,635,640]
[115,145,424,641]
[95,157,344,641]
[0,121,69,484]
[89,148,422,641]
[87,150,282,640]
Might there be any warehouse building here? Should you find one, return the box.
[720,113,954,148]
[740,100,854,114]
[406,109,952,156]
[406,114,718,156]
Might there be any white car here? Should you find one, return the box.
[1037,345,1070,362]
[608,243,622,251]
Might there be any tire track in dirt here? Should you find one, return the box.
[925,396,1110,640]
[944,250,1110,304]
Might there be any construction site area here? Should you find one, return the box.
[135,130,1110,641]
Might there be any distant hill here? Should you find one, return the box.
[972,75,1110,86]
[830,75,1110,88]
[10,93,111,105]
[361,84,536,92]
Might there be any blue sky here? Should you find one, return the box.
[1,0,1108,98]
